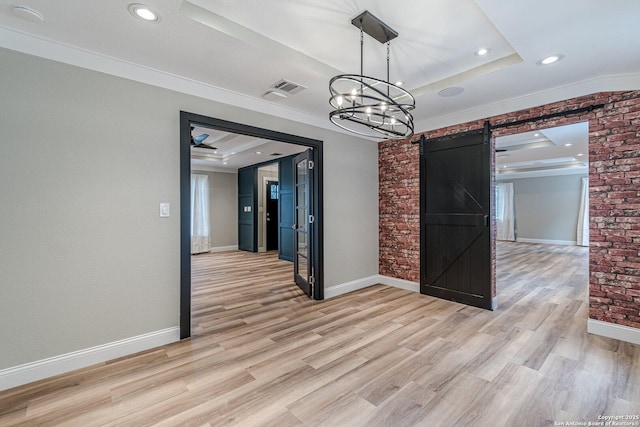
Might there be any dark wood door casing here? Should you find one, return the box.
[180,111,324,339]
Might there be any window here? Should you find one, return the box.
[270,184,279,200]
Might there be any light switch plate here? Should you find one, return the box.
[160,203,170,217]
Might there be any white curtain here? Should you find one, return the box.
[577,177,589,246]
[191,174,210,254]
[496,183,515,241]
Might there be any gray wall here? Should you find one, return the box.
[0,47,379,370]
[192,170,238,249]
[504,174,586,243]
[324,141,379,286]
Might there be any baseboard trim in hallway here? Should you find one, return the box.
[0,327,180,392]
[209,245,239,253]
[516,238,577,246]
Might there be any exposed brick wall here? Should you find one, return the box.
[379,91,640,329]
[379,136,420,283]
[588,92,640,328]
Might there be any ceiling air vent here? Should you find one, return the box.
[271,79,306,95]
[263,91,288,101]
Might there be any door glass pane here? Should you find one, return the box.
[297,208,307,231]
[297,159,307,182]
[297,231,307,253]
[297,253,308,276]
[296,184,307,208]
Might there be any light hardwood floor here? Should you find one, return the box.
[1,243,639,426]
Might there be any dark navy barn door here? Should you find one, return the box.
[420,126,494,310]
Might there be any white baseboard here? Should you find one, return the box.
[516,238,577,246]
[209,245,238,253]
[377,275,420,293]
[324,275,381,299]
[324,274,420,299]
[587,319,640,346]
[0,327,180,392]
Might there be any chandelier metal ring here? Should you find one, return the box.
[329,74,415,139]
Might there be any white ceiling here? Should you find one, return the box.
[190,126,307,172]
[0,0,638,137]
[189,121,590,175]
[495,122,588,180]
[0,0,640,130]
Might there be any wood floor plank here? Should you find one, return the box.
[292,392,376,427]
[1,243,639,426]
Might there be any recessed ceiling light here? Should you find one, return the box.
[534,133,540,137]
[438,87,465,97]
[564,143,573,147]
[395,81,404,87]
[577,153,584,157]
[502,165,508,168]
[537,54,564,66]
[128,3,159,22]
[474,48,491,56]
[12,5,44,22]
[223,162,228,165]
[255,151,262,155]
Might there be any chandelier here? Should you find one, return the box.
[329,11,415,139]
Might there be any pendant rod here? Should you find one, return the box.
[386,41,390,97]
[359,24,364,105]
[360,25,364,77]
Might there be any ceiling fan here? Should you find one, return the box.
[190,127,217,150]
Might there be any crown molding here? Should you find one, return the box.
[2,25,639,139]
[0,25,336,134]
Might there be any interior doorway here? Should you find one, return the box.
[180,111,324,339]
[257,162,280,253]
[265,179,279,251]
[494,122,590,308]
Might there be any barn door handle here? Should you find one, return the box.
[484,215,489,227]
